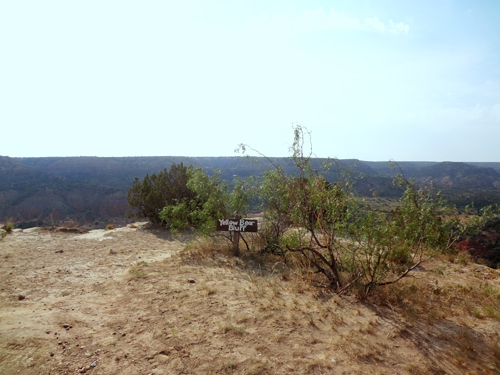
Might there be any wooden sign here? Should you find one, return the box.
[216,218,258,233]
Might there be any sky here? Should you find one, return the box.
[1,0,499,161]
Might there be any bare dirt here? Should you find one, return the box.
[1,225,500,375]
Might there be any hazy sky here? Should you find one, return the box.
[1,1,499,161]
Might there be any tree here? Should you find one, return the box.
[126,163,196,224]
[240,125,477,296]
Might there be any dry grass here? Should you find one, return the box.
[179,236,500,373]
[2,226,500,375]
[61,220,77,228]
[2,221,14,233]
[370,262,500,325]
[128,266,147,280]
[217,319,246,335]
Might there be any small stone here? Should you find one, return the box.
[110,249,117,255]
[188,278,196,283]
[18,294,26,301]
[85,352,91,357]
[50,352,54,357]
[45,330,51,334]
[115,357,120,361]
[122,333,126,337]
[55,250,63,253]
[62,323,71,330]
[90,361,97,367]
[58,341,62,345]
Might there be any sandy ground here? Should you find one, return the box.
[1,225,500,375]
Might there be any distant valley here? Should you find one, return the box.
[1,156,499,227]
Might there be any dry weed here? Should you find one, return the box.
[128,267,147,280]
[217,319,245,335]
[246,362,267,375]
[200,282,217,296]
[61,220,77,228]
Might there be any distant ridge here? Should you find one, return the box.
[0,156,498,226]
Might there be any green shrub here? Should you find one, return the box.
[5,222,14,233]
[159,169,255,252]
[127,163,197,224]
[239,125,481,297]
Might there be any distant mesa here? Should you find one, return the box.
[0,156,499,226]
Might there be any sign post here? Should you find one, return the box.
[232,216,241,256]
[216,216,258,256]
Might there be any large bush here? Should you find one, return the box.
[126,163,196,224]
[159,168,255,241]
[240,125,489,296]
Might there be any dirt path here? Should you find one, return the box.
[1,225,500,375]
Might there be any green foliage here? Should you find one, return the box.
[257,169,293,253]
[4,221,14,233]
[159,168,255,236]
[240,125,487,296]
[456,204,499,239]
[348,176,466,295]
[127,163,196,224]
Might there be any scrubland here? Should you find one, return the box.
[0,224,499,375]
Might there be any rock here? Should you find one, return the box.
[188,278,196,283]
[50,352,54,357]
[55,250,63,253]
[18,294,26,301]
[90,361,97,367]
[456,240,491,257]
[45,330,51,334]
[110,249,117,255]
[62,323,71,330]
